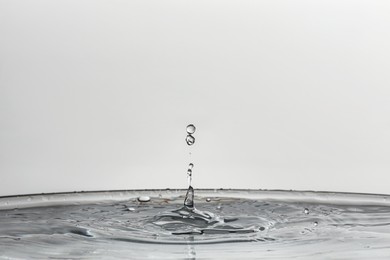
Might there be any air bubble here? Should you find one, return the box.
[186,124,196,134]
[137,196,151,202]
[186,135,195,145]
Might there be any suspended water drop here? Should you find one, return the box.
[188,163,194,169]
[186,135,195,145]
[187,169,192,176]
[186,124,196,134]
[137,196,151,202]
[304,208,309,214]
[206,198,211,202]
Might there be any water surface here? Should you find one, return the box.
[1,189,390,259]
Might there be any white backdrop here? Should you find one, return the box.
[1,0,390,196]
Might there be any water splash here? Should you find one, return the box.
[184,186,194,208]
[2,189,390,259]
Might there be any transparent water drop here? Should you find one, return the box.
[186,135,195,145]
[304,208,309,214]
[137,196,151,202]
[206,198,211,202]
[186,124,196,134]
[313,221,318,226]
[188,163,194,169]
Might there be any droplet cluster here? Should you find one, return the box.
[186,124,196,145]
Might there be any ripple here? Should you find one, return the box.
[1,189,390,259]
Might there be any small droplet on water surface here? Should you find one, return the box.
[313,221,318,226]
[206,198,211,202]
[186,135,195,145]
[304,208,309,214]
[137,196,151,202]
[186,124,196,134]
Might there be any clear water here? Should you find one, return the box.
[2,126,390,258]
[1,189,390,259]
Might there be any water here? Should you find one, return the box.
[1,189,390,259]
[186,124,196,135]
[2,125,390,258]
[186,124,195,190]
[185,124,196,146]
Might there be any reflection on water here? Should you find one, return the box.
[1,189,390,259]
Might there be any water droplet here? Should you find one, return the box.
[313,221,318,226]
[188,163,194,169]
[187,169,192,176]
[137,196,151,202]
[304,208,309,214]
[127,207,135,211]
[186,124,196,134]
[186,135,195,145]
[206,198,211,202]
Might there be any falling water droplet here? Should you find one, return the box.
[304,208,309,214]
[206,198,211,202]
[186,124,196,134]
[186,135,195,145]
[188,163,194,169]
[137,196,151,202]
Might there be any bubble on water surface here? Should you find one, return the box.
[137,196,151,202]
[304,208,309,214]
[206,198,211,202]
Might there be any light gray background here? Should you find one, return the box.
[1,0,390,196]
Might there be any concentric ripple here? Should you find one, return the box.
[1,189,390,259]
